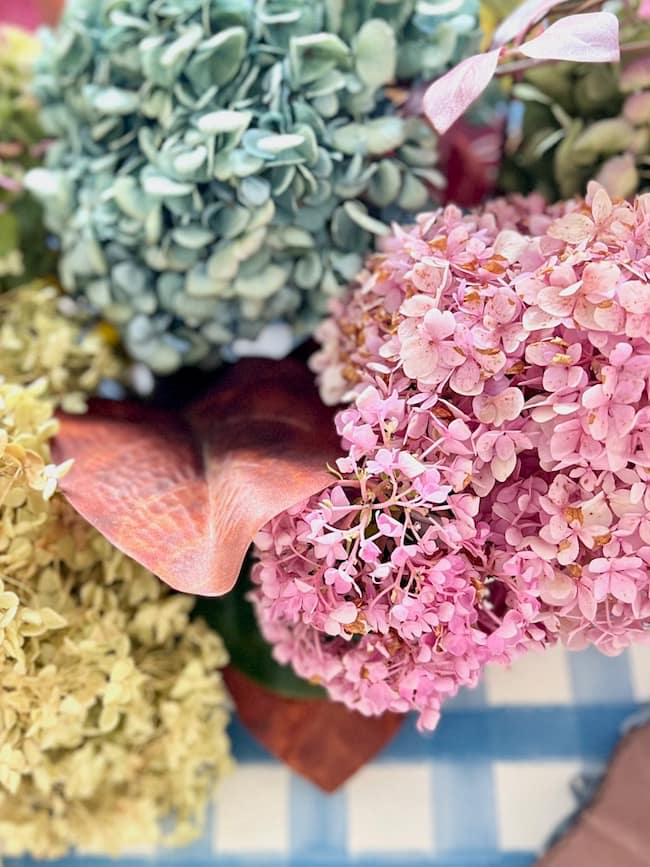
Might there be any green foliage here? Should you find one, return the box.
[500,14,650,200]
[195,564,326,700]
[0,28,56,290]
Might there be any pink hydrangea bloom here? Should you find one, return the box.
[253,183,650,730]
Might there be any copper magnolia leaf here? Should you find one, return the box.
[223,667,404,791]
[52,358,340,596]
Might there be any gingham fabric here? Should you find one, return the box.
[8,643,650,867]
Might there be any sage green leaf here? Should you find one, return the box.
[212,205,250,239]
[294,251,324,289]
[197,109,252,136]
[398,174,430,211]
[290,33,350,85]
[186,264,222,297]
[207,245,239,280]
[160,24,203,70]
[172,226,216,249]
[234,263,289,299]
[366,159,402,207]
[257,133,306,154]
[343,200,389,236]
[239,176,271,207]
[232,228,268,260]
[354,19,397,89]
[142,174,194,197]
[89,87,140,115]
[173,146,208,176]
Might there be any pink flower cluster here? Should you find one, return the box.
[252,183,650,730]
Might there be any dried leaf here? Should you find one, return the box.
[423,50,501,135]
[520,12,620,64]
[52,359,340,596]
[223,667,403,791]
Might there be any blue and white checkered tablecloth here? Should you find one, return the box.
[7,643,650,867]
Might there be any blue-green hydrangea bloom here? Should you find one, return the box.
[29,0,479,373]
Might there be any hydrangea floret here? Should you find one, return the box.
[252,183,650,730]
[0,27,55,288]
[29,0,479,373]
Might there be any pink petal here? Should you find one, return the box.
[492,452,517,482]
[332,602,359,624]
[611,405,636,438]
[402,336,438,380]
[423,50,501,135]
[582,261,620,299]
[400,294,437,317]
[578,584,597,620]
[547,213,595,244]
[423,308,456,341]
[610,572,637,604]
[640,0,650,19]
[519,13,620,64]
[537,285,574,318]
[618,280,650,315]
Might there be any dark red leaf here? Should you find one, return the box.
[440,117,505,207]
[223,667,404,792]
[52,358,340,596]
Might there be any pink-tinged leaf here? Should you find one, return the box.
[519,12,620,63]
[423,49,501,135]
[492,0,567,47]
[52,358,341,596]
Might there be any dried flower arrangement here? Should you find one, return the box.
[1,0,650,857]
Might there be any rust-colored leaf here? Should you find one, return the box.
[223,667,404,791]
[52,358,340,596]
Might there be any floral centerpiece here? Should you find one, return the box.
[1,0,650,859]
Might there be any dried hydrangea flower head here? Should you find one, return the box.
[253,183,650,729]
[0,381,232,858]
[29,0,479,374]
[0,280,124,412]
[501,9,650,200]
[0,26,55,288]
